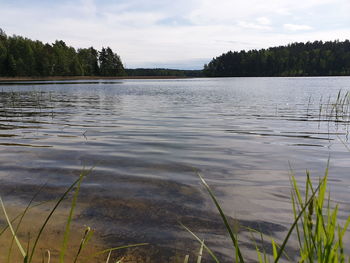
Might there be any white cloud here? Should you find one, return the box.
[283,23,313,31]
[237,21,272,31]
[188,0,337,25]
[0,0,349,68]
[256,17,272,26]
[79,0,97,16]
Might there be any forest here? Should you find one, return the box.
[0,28,125,77]
[1,28,350,78]
[125,68,203,77]
[204,40,350,77]
[0,28,201,78]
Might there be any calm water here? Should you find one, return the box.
[0,77,350,261]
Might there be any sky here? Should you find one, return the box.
[0,0,349,69]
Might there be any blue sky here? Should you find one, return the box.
[0,0,349,69]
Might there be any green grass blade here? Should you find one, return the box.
[0,200,51,237]
[59,172,84,263]
[7,184,46,263]
[259,226,268,263]
[197,172,245,263]
[25,233,30,263]
[340,215,350,238]
[274,176,326,263]
[291,192,303,252]
[271,239,277,260]
[197,240,204,263]
[180,222,220,263]
[183,255,189,263]
[115,257,125,263]
[0,196,26,257]
[45,250,51,263]
[244,226,291,262]
[28,168,91,263]
[247,228,263,263]
[73,227,94,263]
[105,250,112,263]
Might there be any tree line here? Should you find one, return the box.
[125,68,203,77]
[2,28,350,78]
[204,40,350,77]
[0,29,201,78]
[0,28,125,77]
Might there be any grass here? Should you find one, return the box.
[0,166,348,262]
[0,168,148,263]
[290,170,350,263]
[1,83,350,262]
[314,90,350,135]
[182,167,350,263]
[1,86,350,262]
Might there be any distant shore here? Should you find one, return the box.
[0,76,190,82]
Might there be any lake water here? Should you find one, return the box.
[0,77,350,262]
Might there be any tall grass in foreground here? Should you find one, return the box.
[183,169,350,263]
[0,167,349,262]
[0,169,147,263]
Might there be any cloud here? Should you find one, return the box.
[237,21,272,31]
[156,16,193,27]
[236,17,273,31]
[79,0,97,16]
[283,23,313,31]
[256,17,272,25]
[0,0,349,68]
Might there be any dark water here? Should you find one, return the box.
[0,77,350,261]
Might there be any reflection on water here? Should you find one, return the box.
[0,77,350,262]
[0,80,123,85]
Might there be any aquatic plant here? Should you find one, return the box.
[317,90,350,132]
[0,165,348,262]
[183,168,350,262]
[0,168,147,263]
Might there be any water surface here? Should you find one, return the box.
[0,77,350,262]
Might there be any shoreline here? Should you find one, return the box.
[0,75,190,82]
[1,75,348,82]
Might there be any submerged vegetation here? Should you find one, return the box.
[204,40,350,77]
[0,169,148,263]
[0,166,348,262]
[0,27,350,262]
[0,89,349,260]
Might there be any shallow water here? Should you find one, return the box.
[0,77,350,262]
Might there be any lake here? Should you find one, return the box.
[0,77,349,262]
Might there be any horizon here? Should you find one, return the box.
[1,0,349,69]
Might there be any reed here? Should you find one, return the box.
[0,168,147,263]
[182,168,350,262]
[0,166,349,262]
[317,90,350,129]
[0,155,348,262]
